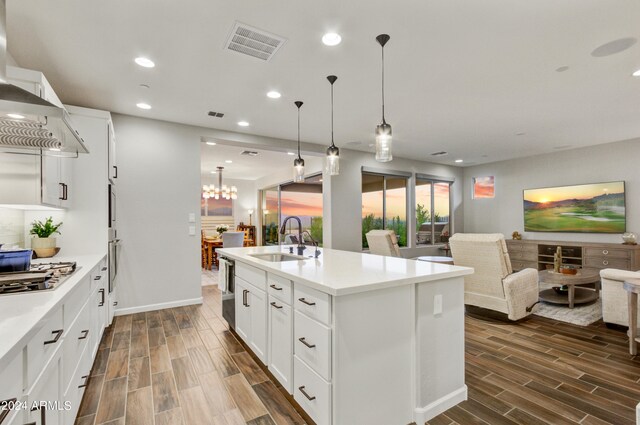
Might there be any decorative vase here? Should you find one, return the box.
[31,237,57,258]
[622,232,638,245]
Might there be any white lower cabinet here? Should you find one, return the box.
[294,356,331,425]
[268,295,292,392]
[0,352,23,425]
[26,350,63,425]
[234,277,268,363]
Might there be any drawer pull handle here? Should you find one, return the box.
[603,250,609,255]
[270,302,283,309]
[298,337,316,348]
[0,397,17,424]
[298,386,316,401]
[243,289,250,307]
[94,275,102,280]
[298,297,316,306]
[78,375,90,388]
[44,329,63,345]
[79,329,89,340]
[29,404,46,425]
[270,284,283,291]
[603,260,609,266]
[102,267,107,271]
[99,288,105,306]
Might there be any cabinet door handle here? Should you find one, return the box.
[269,284,283,291]
[78,375,90,388]
[102,267,107,271]
[43,329,63,345]
[58,182,65,200]
[298,337,316,348]
[94,275,102,280]
[99,288,105,306]
[113,166,118,178]
[30,404,46,425]
[298,297,316,306]
[78,330,89,340]
[603,260,609,266]
[603,250,609,255]
[270,302,283,309]
[113,301,118,306]
[0,397,17,424]
[63,183,68,200]
[298,386,316,401]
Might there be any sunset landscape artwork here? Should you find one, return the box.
[523,181,625,233]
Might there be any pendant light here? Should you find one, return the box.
[375,34,393,162]
[293,101,305,182]
[202,166,237,200]
[325,75,340,176]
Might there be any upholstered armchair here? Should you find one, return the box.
[600,268,640,326]
[365,230,402,257]
[449,233,539,321]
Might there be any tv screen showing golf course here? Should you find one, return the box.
[523,181,626,233]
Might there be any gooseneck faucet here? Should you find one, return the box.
[280,216,306,255]
[303,231,321,258]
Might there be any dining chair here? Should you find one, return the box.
[222,231,245,248]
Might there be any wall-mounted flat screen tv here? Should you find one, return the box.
[523,181,626,233]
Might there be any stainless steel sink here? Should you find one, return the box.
[249,253,308,262]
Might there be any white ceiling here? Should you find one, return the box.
[7,0,640,166]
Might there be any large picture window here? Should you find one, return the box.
[362,171,408,248]
[416,176,452,245]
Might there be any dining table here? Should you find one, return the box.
[203,236,252,270]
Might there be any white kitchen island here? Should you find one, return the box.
[217,245,474,425]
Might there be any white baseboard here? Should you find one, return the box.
[114,297,203,316]
[414,385,467,424]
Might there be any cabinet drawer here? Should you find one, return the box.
[268,274,292,304]
[511,260,537,271]
[91,262,108,290]
[27,306,64,390]
[236,262,266,291]
[0,351,23,424]
[63,343,92,425]
[584,247,631,260]
[63,299,91,395]
[294,311,331,381]
[584,257,630,270]
[509,251,537,261]
[294,285,331,326]
[294,356,331,425]
[64,276,91,329]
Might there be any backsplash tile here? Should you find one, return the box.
[0,208,25,248]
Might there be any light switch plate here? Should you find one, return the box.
[433,294,443,316]
[188,226,196,236]
[188,213,196,223]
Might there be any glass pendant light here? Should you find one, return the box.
[325,75,340,175]
[293,101,305,182]
[375,34,392,162]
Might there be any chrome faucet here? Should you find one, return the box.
[303,231,321,258]
[280,216,306,256]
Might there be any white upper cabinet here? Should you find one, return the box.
[108,121,117,182]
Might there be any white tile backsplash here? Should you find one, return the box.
[0,208,25,248]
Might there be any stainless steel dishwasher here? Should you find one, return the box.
[220,257,235,330]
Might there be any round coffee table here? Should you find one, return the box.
[538,268,600,309]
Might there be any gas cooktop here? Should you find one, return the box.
[0,261,77,295]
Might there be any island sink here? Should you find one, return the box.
[248,253,308,262]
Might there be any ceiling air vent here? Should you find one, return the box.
[430,151,448,156]
[240,150,259,157]
[224,22,286,61]
[208,111,224,118]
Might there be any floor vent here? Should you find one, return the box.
[240,150,259,157]
[430,151,448,156]
[208,111,224,118]
[224,22,286,62]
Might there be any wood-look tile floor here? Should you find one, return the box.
[78,272,640,425]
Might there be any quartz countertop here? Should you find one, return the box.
[217,246,473,296]
[0,254,105,367]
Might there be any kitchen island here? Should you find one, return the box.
[217,245,474,425]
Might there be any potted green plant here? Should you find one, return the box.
[30,217,62,258]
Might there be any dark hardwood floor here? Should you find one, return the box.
[77,275,640,425]
[429,314,640,425]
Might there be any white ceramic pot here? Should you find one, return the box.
[31,237,57,258]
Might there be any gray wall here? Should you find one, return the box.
[462,138,640,243]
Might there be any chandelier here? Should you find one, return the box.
[202,166,237,200]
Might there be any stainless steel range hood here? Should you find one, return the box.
[0,0,88,154]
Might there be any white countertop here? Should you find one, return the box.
[217,246,473,296]
[0,254,104,366]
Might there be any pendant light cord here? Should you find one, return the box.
[297,106,301,159]
[331,81,335,147]
[381,44,386,124]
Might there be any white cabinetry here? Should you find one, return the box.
[26,351,63,425]
[268,294,292,392]
[108,121,117,182]
[234,263,268,363]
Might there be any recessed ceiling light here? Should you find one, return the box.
[7,113,24,119]
[225,160,233,164]
[322,33,342,46]
[237,121,249,127]
[633,69,640,77]
[287,152,295,156]
[455,159,464,163]
[210,170,217,174]
[206,142,217,146]
[267,91,281,99]
[135,57,155,68]
[136,102,151,110]
[49,148,61,152]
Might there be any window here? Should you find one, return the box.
[201,197,233,216]
[416,177,452,245]
[473,176,495,199]
[362,172,408,248]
